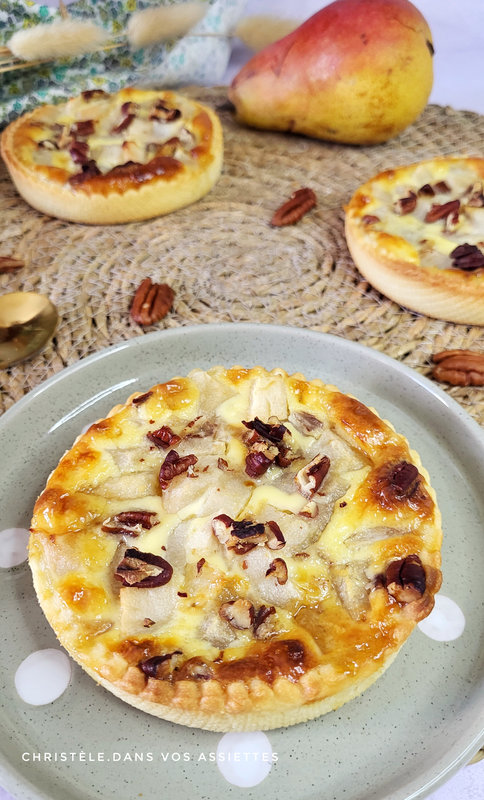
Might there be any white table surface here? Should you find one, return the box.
[1,2,483,799]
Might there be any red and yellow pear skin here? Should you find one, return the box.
[229,0,434,145]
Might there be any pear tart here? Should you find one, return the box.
[0,88,223,224]
[345,157,484,325]
[29,367,442,731]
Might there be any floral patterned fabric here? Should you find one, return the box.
[0,0,245,127]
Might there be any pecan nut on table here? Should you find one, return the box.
[432,350,484,386]
[129,278,175,326]
[270,187,317,227]
[0,256,24,274]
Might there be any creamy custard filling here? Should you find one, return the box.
[50,375,428,653]
[29,91,201,176]
[360,163,484,269]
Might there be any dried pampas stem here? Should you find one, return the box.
[0,9,301,77]
[127,2,207,49]
[8,19,110,61]
[233,15,301,53]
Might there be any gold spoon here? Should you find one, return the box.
[0,292,58,369]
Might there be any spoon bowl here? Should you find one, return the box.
[0,292,58,369]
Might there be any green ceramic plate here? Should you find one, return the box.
[0,324,483,800]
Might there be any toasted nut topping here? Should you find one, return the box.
[211,514,235,545]
[0,256,24,273]
[424,199,460,223]
[143,618,155,628]
[433,180,450,193]
[266,558,288,585]
[245,450,274,478]
[362,214,380,224]
[147,425,181,449]
[212,515,281,552]
[443,209,460,232]
[70,119,95,137]
[270,187,317,227]
[295,454,330,498]
[242,417,289,445]
[450,243,484,271]
[115,547,173,588]
[121,101,139,116]
[130,278,175,326]
[230,519,266,545]
[196,557,206,573]
[389,461,419,498]
[217,457,229,471]
[384,554,426,603]
[243,417,293,476]
[253,605,276,639]
[299,500,318,518]
[417,183,435,197]
[432,349,484,386]
[149,100,181,122]
[265,520,286,550]
[69,140,90,165]
[464,181,484,207]
[81,89,108,101]
[219,599,254,629]
[159,449,197,489]
[139,651,182,679]
[102,510,158,537]
[112,113,135,134]
[393,191,417,215]
[132,390,153,405]
[68,160,101,185]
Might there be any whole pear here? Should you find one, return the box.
[229,0,434,145]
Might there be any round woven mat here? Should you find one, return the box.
[1,86,483,423]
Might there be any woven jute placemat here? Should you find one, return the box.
[1,86,483,422]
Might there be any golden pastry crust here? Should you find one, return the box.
[0,88,223,224]
[345,157,484,325]
[29,366,442,731]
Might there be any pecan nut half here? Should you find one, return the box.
[432,349,484,386]
[0,256,24,273]
[392,191,417,215]
[102,510,158,537]
[147,425,181,449]
[253,605,276,639]
[139,651,183,679]
[384,554,426,603]
[424,199,460,223]
[130,278,175,326]
[265,557,288,585]
[212,515,285,553]
[295,454,330,498]
[219,599,254,629]
[450,243,484,272]
[115,547,173,588]
[243,417,293,476]
[159,449,198,489]
[270,187,317,227]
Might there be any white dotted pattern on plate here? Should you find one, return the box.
[0,528,30,567]
[418,595,466,642]
[14,649,72,705]
[216,732,275,787]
